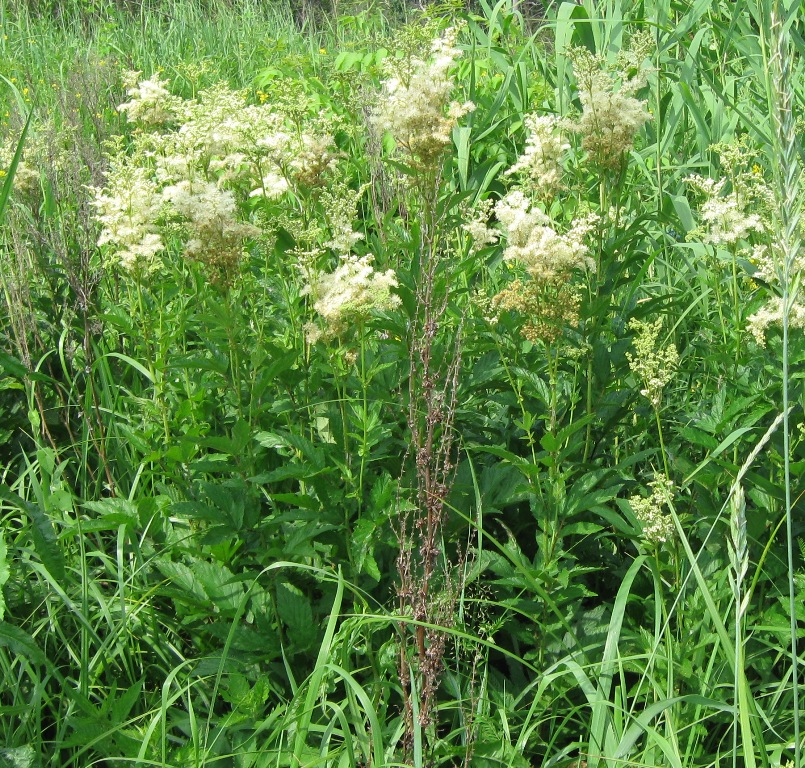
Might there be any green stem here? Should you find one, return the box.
[655,405,670,479]
[357,324,368,516]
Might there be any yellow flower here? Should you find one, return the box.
[319,47,327,54]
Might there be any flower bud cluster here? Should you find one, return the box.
[626,318,678,408]
[630,473,675,545]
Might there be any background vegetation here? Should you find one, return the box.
[0,0,804,766]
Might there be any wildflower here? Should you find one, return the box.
[249,170,289,200]
[629,473,675,544]
[91,163,165,275]
[291,133,340,187]
[505,114,569,198]
[462,198,498,253]
[374,25,474,167]
[320,181,368,256]
[118,71,179,126]
[162,179,260,283]
[685,175,764,246]
[494,191,597,279]
[492,278,581,345]
[303,254,401,341]
[626,318,678,408]
[568,32,653,169]
[491,191,596,343]
[747,297,805,346]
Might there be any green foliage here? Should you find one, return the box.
[0,0,803,766]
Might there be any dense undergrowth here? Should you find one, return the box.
[1,0,804,765]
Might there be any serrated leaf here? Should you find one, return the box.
[193,560,244,615]
[0,486,64,581]
[155,559,210,605]
[352,518,381,581]
[275,582,314,635]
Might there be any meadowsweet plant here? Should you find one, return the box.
[491,189,597,345]
[90,160,165,275]
[373,22,474,169]
[629,473,675,545]
[93,72,345,284]
[302,253,401,343]
[118,70,181,126]
[746,230,805,346]
[626,317,678,410]
[162,178,261,283]
[8,2,805,767]
[567,31,653,170]
[504,113,569,199]
[685,174,765,247]
[494,191,597,280]
[462,197,499,254]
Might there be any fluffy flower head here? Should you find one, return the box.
[304,254,401,341]
[91,163,165,275]
[495,191,597,279]
[374,25,474,167]
[118,71,179,126]
[505,114,569,197]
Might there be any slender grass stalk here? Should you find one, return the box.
[759,1,802,763]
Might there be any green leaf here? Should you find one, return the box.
[0,532,8,621]
[0,486,65,581]
[0,745,36,768]
[352,518,382,582]
[275,582,314,637]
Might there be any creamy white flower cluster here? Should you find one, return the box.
[303,254,401,342]
[95,72,345,280]
[626,318,678,409]
[462,198,499,254]
[685,175,765,246]
[0,134,40,197]
[746,240,805,345]
[747,297,805,347]
[91,163,165,274]
[494,191,597,280]
[630,473,675,545]
[374,25,474,167]
[118,71,180,126]
[569,34,653,168]
[163,179,261,275]
[505,114,569,197]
